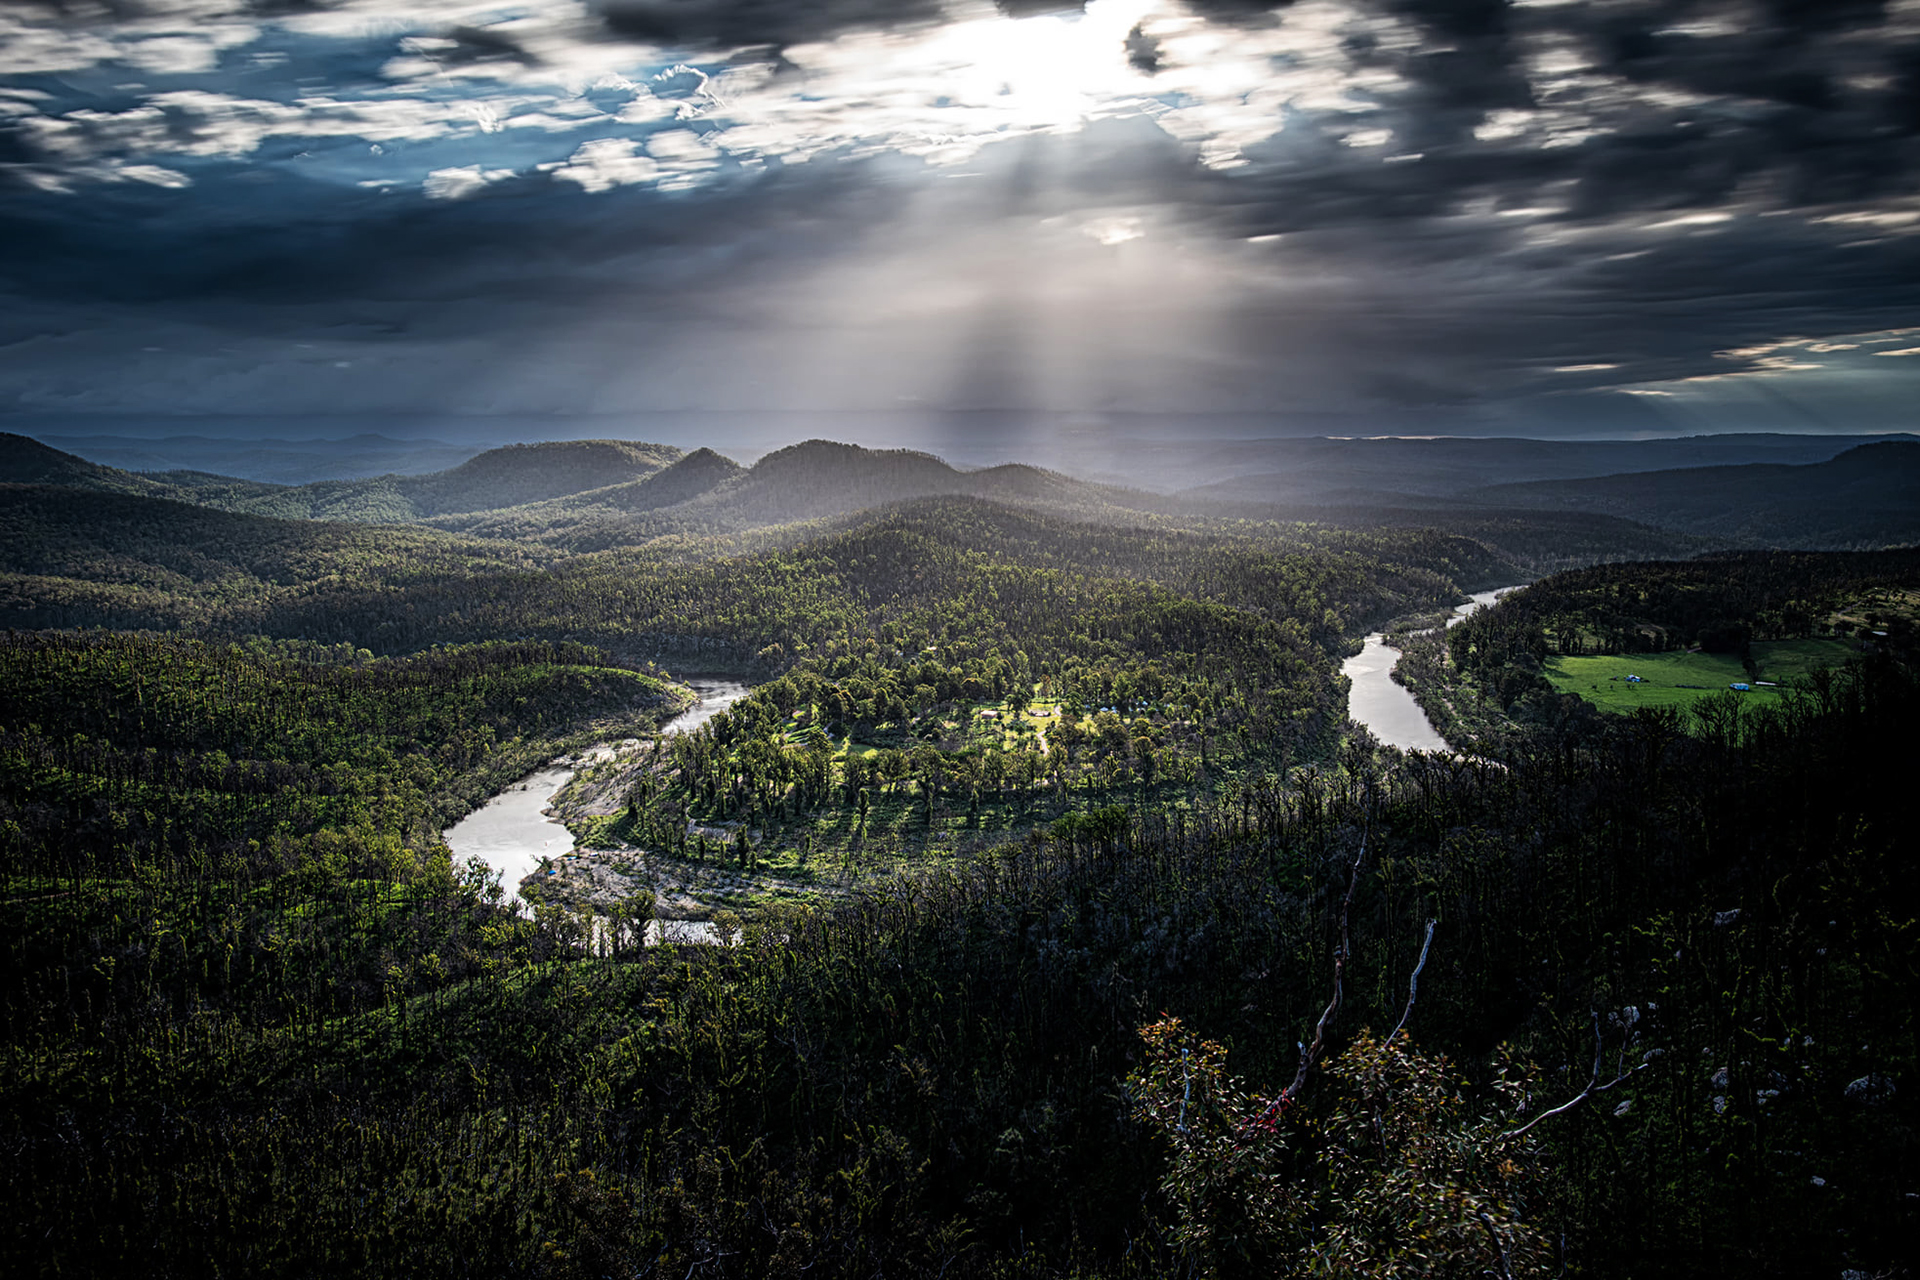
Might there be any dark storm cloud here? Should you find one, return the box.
[0,112,1191,307]
[2,0,1919,425]
[1181,0,1920,238]
[589,0,946,49]
[1123,21,1161,71]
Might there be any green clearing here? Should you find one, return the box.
[1544,638,1859,713]
[1752,636,1861,678]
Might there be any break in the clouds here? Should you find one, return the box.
[2,0,1919,432]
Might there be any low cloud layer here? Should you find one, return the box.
[2,0,1918,432]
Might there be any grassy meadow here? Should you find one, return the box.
[1544,637,1860,712]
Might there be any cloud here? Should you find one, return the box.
[0,0,1918,430]
[588,0,948,51]
[422,164,514,198]
[550,138,660,191]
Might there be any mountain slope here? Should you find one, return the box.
[1163,433,1913,502]
[1471,441,1920,547]
[676,440,1158,527]
[406,439,683,515]
[193,439,685,522]
[428,446,746,541]
[597,447,744,512]
[430,440,1169,548]
[36,431,480,484]
[0,482,540,633]
[0,432,168,496]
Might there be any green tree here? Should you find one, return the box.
[1129,1019,1555,1279]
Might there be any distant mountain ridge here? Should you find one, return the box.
[7,431,1916,553]
[2,435,688,524]
[430,439,1166,547]
[33,432,481,484]
[1170,432,1918,505]
[1470,441,1920,547]
[430,446,748,542]
[689,439,1133,526]
[206,439,686,522]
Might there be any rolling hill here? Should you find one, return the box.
[430,440,1168,548]
[0,432,170,496]
[685,440,1140,527]
[1162,432,1912,503]
[429,446,747,541]
[1471,441,1920,547]
[0,482,542,634]
[196,439,687,522]
[4,434,692,525]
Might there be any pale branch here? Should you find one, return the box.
[1278,835,1367,1105]
[1477,1211,1519,1280]
[1387,917,1437,1044]
[1504,1011,1646,1140]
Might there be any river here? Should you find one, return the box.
[1342,589,1513,752]
[443,677,752,912]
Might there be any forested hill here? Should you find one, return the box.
[5,573,1916,1278]
[0,431,167,496]
[3,434,1161,545]
[672,440,1162,529]
[190,438,686,522]
[3,434,693,524]
[7,413,1920,1276]
[430,445,747,541]
[14,430,1912,555]
[0,482,1513,666]
[1470,441,1920,547]
[430,439,1170,547]
[0,482,544,633]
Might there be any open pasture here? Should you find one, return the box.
[1544,638,1859,713]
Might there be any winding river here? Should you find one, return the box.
[450,595,1514,907]
[443,677,752,910]
[1342,589,1513,752]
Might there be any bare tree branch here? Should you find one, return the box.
[1278,835,1367,1105]
[1387,918,1437,1044]
[1505,1011,1644,1140]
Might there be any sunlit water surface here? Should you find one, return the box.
[1342,590,1512,752]
[443,678,752,915]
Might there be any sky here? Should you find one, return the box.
[3,0,1920,444]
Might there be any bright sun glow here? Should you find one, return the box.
[919,0,1159,131]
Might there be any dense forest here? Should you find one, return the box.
[1,433,1916,1278]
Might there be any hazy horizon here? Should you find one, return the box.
[14,412,1913,496]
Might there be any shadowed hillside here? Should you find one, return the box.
[1472,441,1920,547]
[409,440,683,513]
[427,440,1168,548]
[669,440,1160,528]
[431,446,746,541]
[0,432,166,496]
[0,483,541,633]
[183,439,685,522]
[4,434,689,524]
[1163,432,1909,502]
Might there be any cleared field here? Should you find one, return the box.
[1545,638,1860,714]
[1751,637,1860,679]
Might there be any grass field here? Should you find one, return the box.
[1545,638,1861,714]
